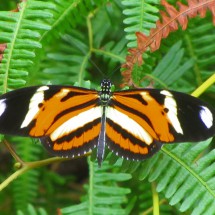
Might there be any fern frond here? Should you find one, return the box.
[61,159,132,215]
[185,19,215,89]
[40,0,111,45]
[41,0,85,41]
[122,0,160,47]
[17,204,48,215]
[121,0,159,85]
[122,0,215,86]
[151,41,194,91]
[139,0,215,52]
[37,31,90,85]
[0,1,55,93]
[132,40,194,88]
[126,139,215,214]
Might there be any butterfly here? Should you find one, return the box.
[0,79,214,166]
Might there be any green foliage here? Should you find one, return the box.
[17,204,48,215]
[0,0,54,93]
[10,137,43,213]
[122,0,160,47]
[152,40,194,91]
[61,159,132,215]
[0,0,214,215]
[120,139,215,215]
[185,18,215,92]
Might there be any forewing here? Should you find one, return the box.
[106,89,215,160]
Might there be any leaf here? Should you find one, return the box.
[122,0,215,86]
[152,40,194,88]
[123,139,215,214]
[0,0,55,92]
[122,0,160,47]
[17,204,48,215]
[61,159,132,215]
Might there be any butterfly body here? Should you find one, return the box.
[0,80,214,166]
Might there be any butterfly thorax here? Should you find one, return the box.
[97,79,113,166]
[99,79,112,106]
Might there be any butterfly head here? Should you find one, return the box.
[99,79,113,104]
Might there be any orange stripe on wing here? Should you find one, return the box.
[29,88,99,136]
[45,103,97,134]
[113,92,175,142]
[52,121,101,151]
[106,122,149,155]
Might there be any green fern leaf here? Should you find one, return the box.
[61,159,132,215]
[41,0,111,44]
[0,0,55,93]
[37,31,90,85]
[186,18,215,91]
[17,203,48,215]
[152,41,194,88]
[132,41,194,88]
[122,0,159,47]
[127,139,215,214]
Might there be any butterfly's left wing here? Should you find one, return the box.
[106,89,215,160]
[0,85,102,158]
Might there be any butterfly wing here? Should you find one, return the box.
[0,85,102,157]
[106,89,215,160]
